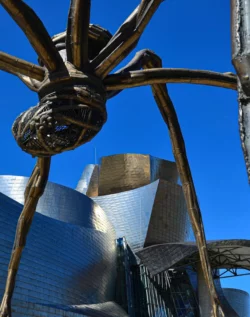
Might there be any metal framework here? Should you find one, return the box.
[214,268,250,279]
[0,0,248,316]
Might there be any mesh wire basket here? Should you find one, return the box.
[12,85,107,157]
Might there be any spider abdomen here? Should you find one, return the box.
[12,85,107,157]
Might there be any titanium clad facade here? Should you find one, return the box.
[0,192,116,306]
[98,154,151,196]
[98,154,178,196]
[223,289,250,317]
[94,181,159,251]
[0,175,108,228]
[93,179,194,251]
[76,164,99,197]
[149,156,178,184]
[144,179,194,246]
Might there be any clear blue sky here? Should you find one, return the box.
[0,0,249,295]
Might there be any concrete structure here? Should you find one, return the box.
[0,153,249,316]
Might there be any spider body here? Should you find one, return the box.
[12,61,107,157]
[12,25,112,157]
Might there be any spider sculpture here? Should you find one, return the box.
[0,0,242,316]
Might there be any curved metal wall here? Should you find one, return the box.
[0,175,108,229]
[76,164,99,197]
[144,179,193,246]
[0,192,116,306]
[94,181,158,251]
[223,288,250,317]
[98,154,178,196]
[93,179,194,251]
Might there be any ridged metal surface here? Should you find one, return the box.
[0,192,116,306]
[0,175,107,228]
[93,180,193,251]
[98,154,178,196]
[223,288,250,317]
[76,164,99,197]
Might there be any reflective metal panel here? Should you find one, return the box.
[76,164,99,197]
[0,175,109,229]
[223,288,250,317]
[145,179,194,246]
[150,155,178,184]
[94,180,193,251]
[214,278,239,317]
[98,154,151,196]
[94,181,159,251]
[0,193,116,306]
[98,154,178,196]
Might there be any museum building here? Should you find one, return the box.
[0,154,249,317]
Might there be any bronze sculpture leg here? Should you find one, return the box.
[109,50,224,317]
[0,157,51,317]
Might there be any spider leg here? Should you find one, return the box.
[105,68,236,98]
[106,49,225,317]
[0,52,45,81]
[0,157,51,317]
[66,0,91,70]
[0,52,44,92]
[0,0,63,72]
[231,0,250,182]
[91,0,163,79]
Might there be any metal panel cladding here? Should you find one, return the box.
[0,175,109,229]
[76,164,99,197]
[0,192,117,306]
[223,288,250,317]
[94,180,194,251]
[98,154,178,196]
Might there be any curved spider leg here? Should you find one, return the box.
[90,6,138,70]
[0,52,45,92]
[91,0,163,78]
[104,49,225,317]
[105,67,237,94]
[0,157,51,317]
[66,0,91,70]
[231,0,250,182]
[0,52,45,81]
[0,0,63,72]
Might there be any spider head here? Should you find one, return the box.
[12,68,107,157]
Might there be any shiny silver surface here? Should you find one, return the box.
[76,164,99,197]
[94,180,158,251]
[0,192,116,306]
[0,175,107,228]
[223,288,250,317]
[93,179,193,251]
[98,154,178,196]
